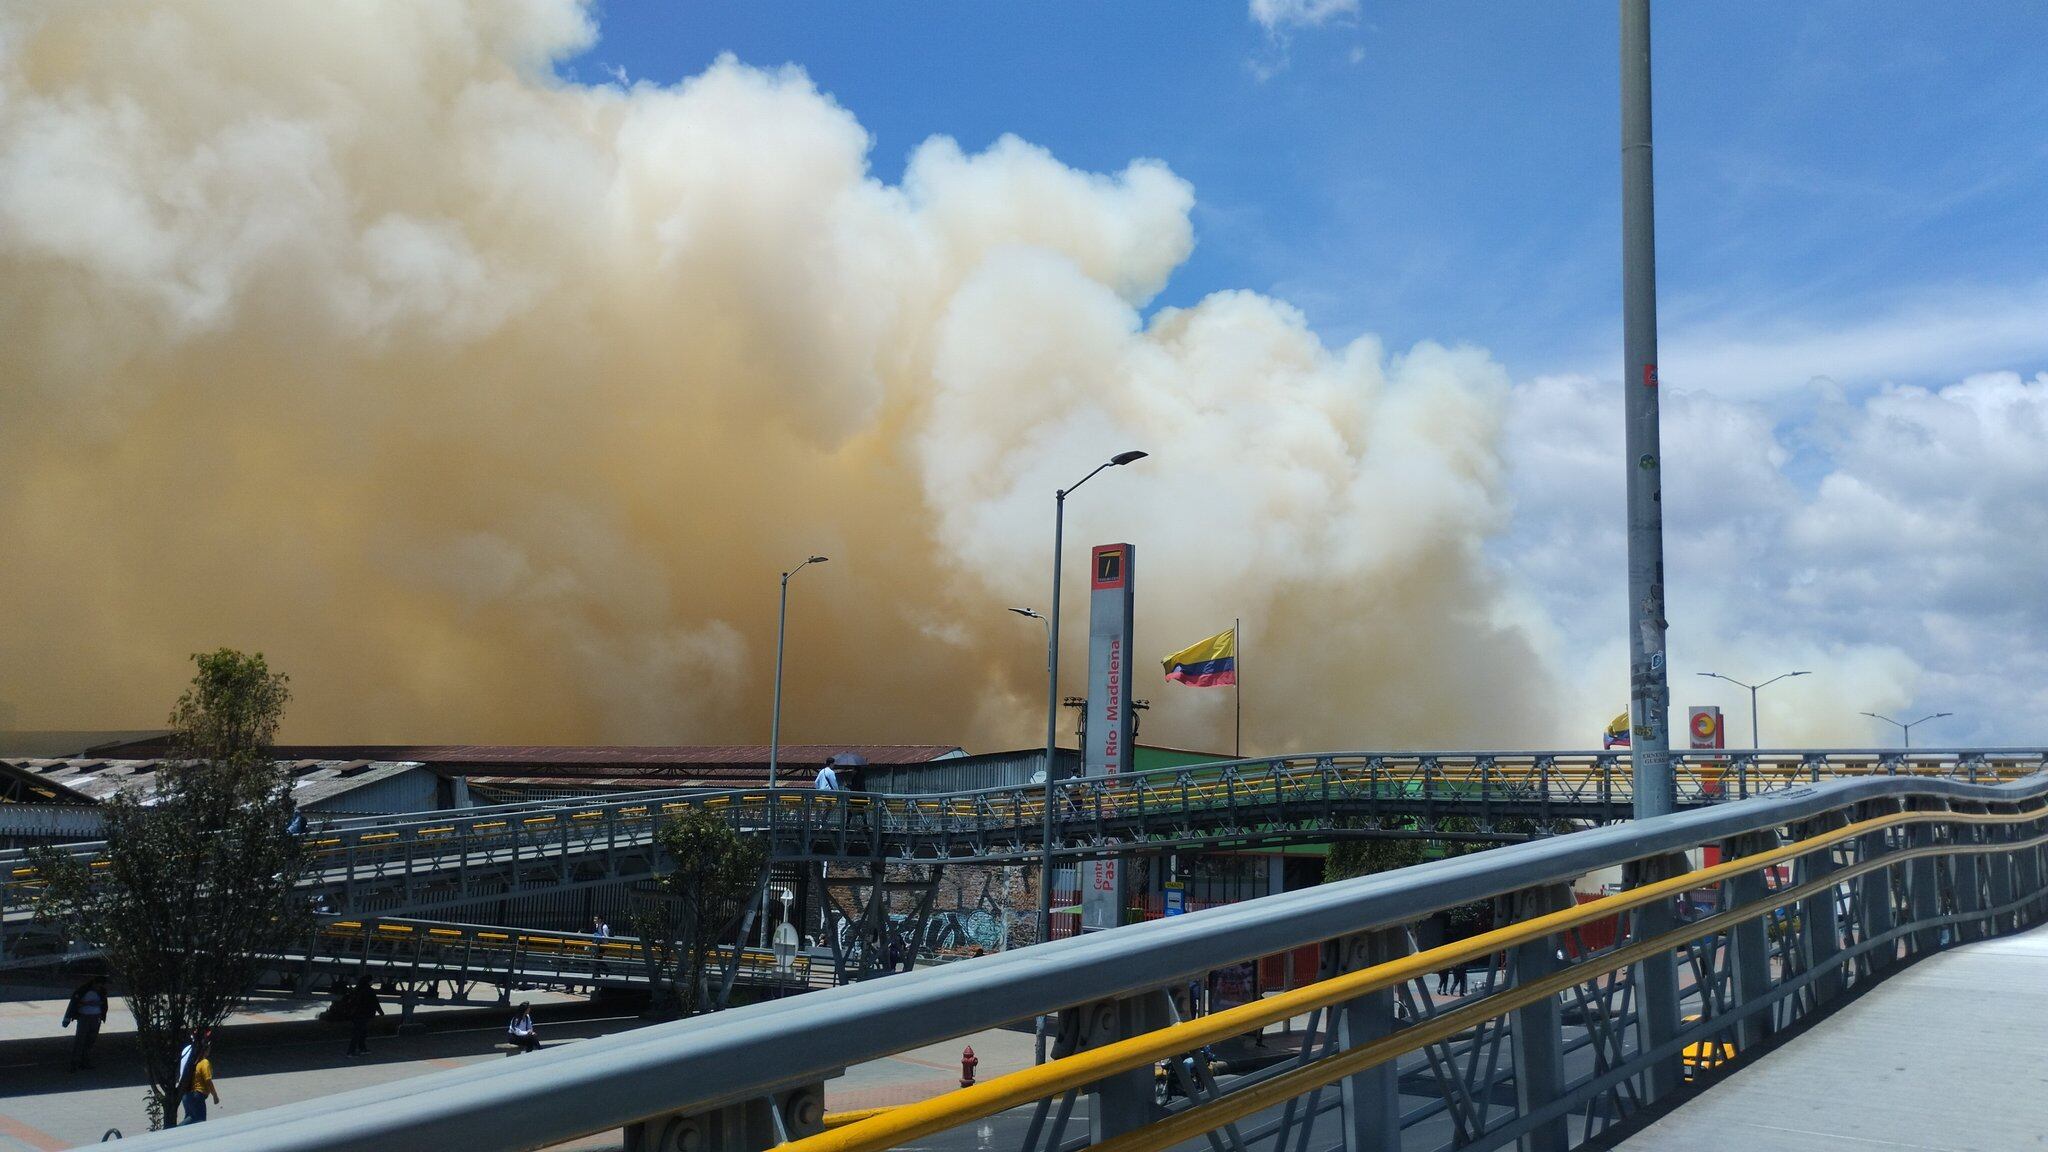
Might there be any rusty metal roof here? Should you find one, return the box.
[80,740,961,768]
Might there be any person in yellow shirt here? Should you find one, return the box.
[181,1038,220,1123]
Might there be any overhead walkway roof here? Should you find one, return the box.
[1622,923,2048,1151]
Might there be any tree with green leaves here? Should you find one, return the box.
[638,807,767,1017]
[30,649,309,1127]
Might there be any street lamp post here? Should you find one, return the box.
[767,555,829,790]
[1035,450,1145,1064]
[765,554,827,952]
[1009,607,1051,672]
[1861,711,1953,750]
[1697,670,1810,749]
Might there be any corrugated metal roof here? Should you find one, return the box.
[80,740,963,769]
[0,758,437,808]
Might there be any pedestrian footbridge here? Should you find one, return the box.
[6,748,2041,966]
[1619,923,2048,1150]
[86,766,2048,1152]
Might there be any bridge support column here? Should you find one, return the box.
[623,1081,828,1152]
[1061,993,1171,1141]
[1720,832,1780,1051]
[1793,815,1847,1008]
[1502,884,1574,1152]
[1624,852,1688,1105]
[1327,928,1409,1152]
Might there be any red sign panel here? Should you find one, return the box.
[1090,544,1128,590]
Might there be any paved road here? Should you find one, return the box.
[0,989,1041,1151]
[1621,925,2048,1151]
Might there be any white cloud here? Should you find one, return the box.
[1249,0,1360,32]
[1657,283,2048,404]
[1496,366,2048,748]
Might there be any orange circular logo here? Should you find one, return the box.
[1691,711,1718,739]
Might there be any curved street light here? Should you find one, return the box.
[1861,710,1953,750]
[768,555,830,789]
[1036,451,1146,1063]
[1696,670,1810,749]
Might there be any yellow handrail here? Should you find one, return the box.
[781,803,2047,1152]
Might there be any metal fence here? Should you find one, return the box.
[101,767,2048,1152]
[8,750,2046,963]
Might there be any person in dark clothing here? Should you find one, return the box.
[344,978,383,1058]
[62,976,110,1070]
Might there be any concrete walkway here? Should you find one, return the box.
[1623,925,2048,1151]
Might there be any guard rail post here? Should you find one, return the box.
[1070,993,1171,1141]
[1793,813,1848,1007]
[1327,927,1408,1152]
[2012,805,2042,920]
[1504,884,1574,1152]
[1855,813,1901,978]
[1905,812,1944,954]
[1985,815,2018,935]
[1951,812,1987,943]
[1720,831,1779,1050]
[623,1080,829,1152]
[1625,851,1688,1103]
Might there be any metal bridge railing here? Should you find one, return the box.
[6,749,2046,958]
[102,769,2048,1152]
[295,915,823,998]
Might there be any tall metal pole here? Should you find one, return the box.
[1028,452,1143,1064]
[769,570,793,790]
[1621,0,1672,820]
[1748,686,1760,752]
[1620,0,1684,1108]
[766,555,825,951]
[1035,488,1067,1064]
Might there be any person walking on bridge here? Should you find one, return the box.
[591,915,611,976]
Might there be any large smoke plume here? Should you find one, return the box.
[0,2,1562,750]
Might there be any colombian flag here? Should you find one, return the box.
[1603,713,1631,749]
[1162,628,1237,688]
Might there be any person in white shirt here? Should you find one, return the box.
[506,1003,540,1054]
[813,757,839,791]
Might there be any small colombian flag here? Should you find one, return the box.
[1162,628,1238,688]
[1603,713,1631,749]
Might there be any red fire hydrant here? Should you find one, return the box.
[960,1045,980,1088]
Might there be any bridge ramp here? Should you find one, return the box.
[1624,924,2048,1151]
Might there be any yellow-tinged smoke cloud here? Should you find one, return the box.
[0,1,1563,750]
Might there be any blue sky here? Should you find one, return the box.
[566,2,2048,385]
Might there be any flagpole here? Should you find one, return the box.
[1234,617,1242,759]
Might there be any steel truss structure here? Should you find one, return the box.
[5,748,2044,965]
[89,768,2048,1152]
